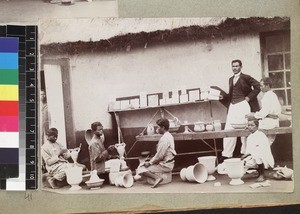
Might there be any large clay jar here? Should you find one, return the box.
[146,124,155,135]
[65,165,83,190]
[183,163,208,183]
[197,156,217,181]
[224,158,245,185]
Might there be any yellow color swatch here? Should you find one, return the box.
[0,85,18,101]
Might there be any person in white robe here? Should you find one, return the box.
[241,119,274,182]
[247,77,282,145]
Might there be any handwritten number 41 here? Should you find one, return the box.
[24,192,33,201]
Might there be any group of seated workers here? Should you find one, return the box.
[41,118,177,189]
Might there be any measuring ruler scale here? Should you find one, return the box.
[0,25,38,190]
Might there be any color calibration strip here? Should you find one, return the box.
[0,38,19,180]
[0,25,38,190]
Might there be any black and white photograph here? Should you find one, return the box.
[0,0,117,23]
[39,17,293,194]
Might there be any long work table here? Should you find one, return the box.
[132,127,292,163]
[136,126,292,141]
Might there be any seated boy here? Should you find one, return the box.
[41,128,86,189]
[241,119,274,182]
[89,122,116,173]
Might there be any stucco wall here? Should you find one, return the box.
[64,33,262,131]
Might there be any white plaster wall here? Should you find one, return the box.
[67,33,262,130]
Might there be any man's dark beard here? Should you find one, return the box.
[49,138,56,143]
[95,133,102,137]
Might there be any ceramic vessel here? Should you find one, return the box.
[213,120,222,131]
[180,168,187,181]
[65,166,83,190]
[115,173,134,188]
[277,166,293,179]
[70,150,79,164]
[197,156,217,181]
[205,123,214,131]
[115,143,126,160]
[194,122,205,132]
[146,124,155,135]
[224,158,245,185]
[180,163,208,183]
[168,117,181,132]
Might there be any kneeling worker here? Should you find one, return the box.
[138,118,177,188]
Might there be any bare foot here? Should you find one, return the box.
[151,177,163,188]
[255,174,266,182]
[47,177,59,189]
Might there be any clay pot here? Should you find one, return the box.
[70,151,79,164]
[115,173,134,188]
[180,163,208,183]
[146,124,155,135]
[277,166,293,179]
[213,120,222,131]
[194,122,205,132]
[65,166,83,190]
[180,168,187,181]
[115,143,126,159]
[197,156,217,181]
[224,158,244,185]
[205,123,214,131]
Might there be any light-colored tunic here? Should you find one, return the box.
[138,132,177,174]
[88,135,108,173]
[245,130,274,169]
[255,90,281,129]
[41,140,71,181]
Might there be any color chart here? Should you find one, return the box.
[0,37,19,180]
[0,25,38,190]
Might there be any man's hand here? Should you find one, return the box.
[59,149,68,156]
[107,145,115,152]
[143,161,151,168]
[245,96,250,102]
[246,112,255,119]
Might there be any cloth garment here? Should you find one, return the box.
[88,134,108,173]
[41,140,71,181]
[137,131,177,174]
[222,100,251,157]
[245,130,274,169]
[233,72,241,85]
[255,90,281,145]
[222,72,260,158]
[225,73,261,112]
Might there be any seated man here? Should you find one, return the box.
[246,77,282,145]
[41,128,86,189]
[89,122,115,173]
[241,119,274,182]
[137,118,177,188]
